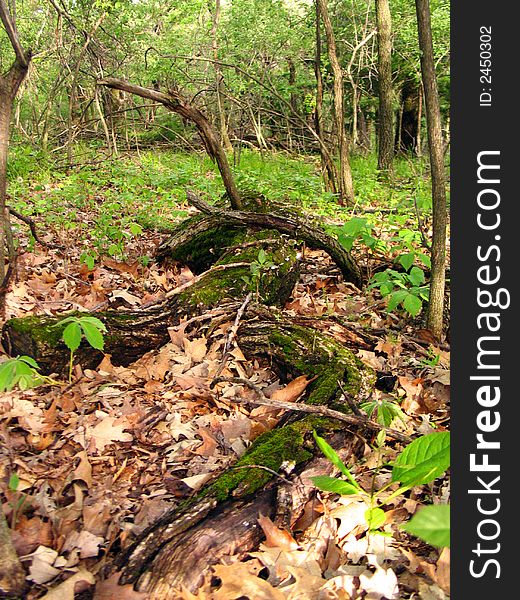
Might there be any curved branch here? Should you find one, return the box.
[97,77,243,210]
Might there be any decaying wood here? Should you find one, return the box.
[1,183,373,597]
[1,232,299,374]
[158,190,362,286]
[114,430,363,597]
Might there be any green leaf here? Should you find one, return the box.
[78,316,107,332]
[403,293,422,317]
[62,322,82,352]
[313,431,358,486]
[417,253,431,268]
[387,289,408,312]
[311,475,360,495]
[338,233,354,252]
[341,217,368,236]
[0,361,17,391]
[402,504,450,548]
[392,432,450,486]
[81,322,105,350]
[399,252,415,272]
[8,473,20,491]
[257,248,267,264]
[408,266,425,286]
[19,356,40,369]
[365,507,386,530]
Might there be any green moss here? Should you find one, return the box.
[205,424,313,502]
[7,314,70,348]
[268,325,365,406]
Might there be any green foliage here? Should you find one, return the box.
[311,431,450,546]
[402,504,450,548]
[54,316,107,381]
[241,248,276,300]
[0,356,45,392]
[392,431,450,487]
[369,265,429,317]
[360,397,407,428]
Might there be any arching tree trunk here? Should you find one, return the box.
[415,0,447,339]
[375,0,394,172]
[98,78,243,210]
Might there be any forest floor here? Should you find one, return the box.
[1,148,450,599]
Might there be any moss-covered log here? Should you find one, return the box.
[112,318,373,596]
[157,191,362,286]
[1,231,299,375]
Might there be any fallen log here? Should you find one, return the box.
[110,311,374,596]
[1,194,374,598]
[1,230,299,375]
[157,190,362,286]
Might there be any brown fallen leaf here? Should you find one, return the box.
[72,451,93,487]
[211,562,286,600]
[434,547,450,595]
[194,426,218,456]
[270,375,315,403]
[39,569,95,600]
[183,336,208,363]
[11,516,53,556]
[257,514,299,551]
[89,415,133,453]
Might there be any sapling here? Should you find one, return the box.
[54,316,107,381]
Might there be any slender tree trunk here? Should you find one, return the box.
[0,23,30,312]
[375,0,394,172]
[210,0,232,152]
[415,0,447,339]
[317,0,354,205]
[314,1,337,194]
[0,92,13,289]
[416,83,423,156]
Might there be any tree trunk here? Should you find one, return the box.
[317,0,355,205]
[395,81,419,153]
[314,1,337,194]
[97,78,243,210]
[375,0,394,172]
[0,0,31,314]
[210,0,233,152]
[415,0,447,339]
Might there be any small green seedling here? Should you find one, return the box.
[0,355,46,391]
[368,265,429,317]
[360,396,407,428]
[54,316,107,381]
[241,248,276,300]
[311,430,450,545]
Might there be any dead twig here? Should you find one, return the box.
[212,376,412,443]
[8,207,63,249]
[211,292,253,382]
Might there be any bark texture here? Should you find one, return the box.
[2,230,299,375]
[415,0,447,339]
[317,0,354,204]
[375,0,394,172]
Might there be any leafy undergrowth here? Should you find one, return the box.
[2,150,450,600]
